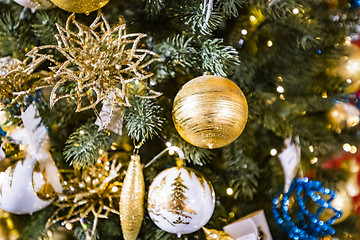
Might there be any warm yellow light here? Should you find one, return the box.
[292,8,299,14]
[267,40,273,47]
[227,188,234,195]
[309,145,314,153]
[241,29,248,35]
[279,94,285,100]
[350,146,357,154]
[270,149,277,156]
[310,157,318,164]
[343,143,352,152]
[65,223,73,230]
[277,86,284,93]
[322,92,328,98]
[250,15,256,22]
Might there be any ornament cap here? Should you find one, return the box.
[176,158,185,168]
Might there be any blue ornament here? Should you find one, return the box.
[273,178,342,240]
[0,125,5,136]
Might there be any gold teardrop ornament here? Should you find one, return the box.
[120,154,145,240]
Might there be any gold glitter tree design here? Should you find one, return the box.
[168,173,197,224]
[27,11,162,129]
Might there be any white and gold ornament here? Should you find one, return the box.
[147,164,215,237]
[13,0,54,10]
[0,157,54,214]
[0,104,62,214]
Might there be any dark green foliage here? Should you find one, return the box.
[63,122,112,169]
[123,98,165,143]
[73,220,99,240]
[0,10,32,58]
[32,11,64,45]
[200,38,240,76]
[1,0,360,239]
[17,206,56,240]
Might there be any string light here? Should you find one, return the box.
[279,94,285,100]
[267,40,273,47]
[65,223,73,230]
[166,142,172,147]
[309,145,314,153]
[226,188,234,195]
[350,146,357,154]
[270,149,278,156]
[292,8,299,14]
[322,91,328,98]
[241,29,248,35]
[250,15,256,22]
[79,130,85,135]
[343,143,351,152]
[310,157,318,164]
[346,79,352,84]
[277,86,284,93]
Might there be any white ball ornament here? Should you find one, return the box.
[147,166,215,237]
[0,157,54,215]
[13,0,54,10]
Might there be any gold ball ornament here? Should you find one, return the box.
[172,75,248,149]
[320,184,353,224]
[49,0,110,13]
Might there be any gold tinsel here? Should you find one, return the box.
[120,154,145,240]
[27,11,162,129]
[46,153,123,240]
[203,227,235,240]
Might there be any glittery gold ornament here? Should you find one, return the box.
[0,56,47,103]
[120,154,145,240]
[328,102,360,132]
[341,158,360,197]
[27,12,161,129]
[172,75,248,149]
[50,0,109,13]
[47,153,123,240]
[203,227,235,240]
[320,184,353,224]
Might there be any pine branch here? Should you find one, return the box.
[0,10,33,58]
[32,11,64,45]
[18,206,56,240]
[63,122,112,169]
[200,38,240,76]
[123,98,165,143]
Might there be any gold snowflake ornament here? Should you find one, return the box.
[47,153,124,240]
[27,12,162,129]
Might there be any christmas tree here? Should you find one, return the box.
[0,0,360,239]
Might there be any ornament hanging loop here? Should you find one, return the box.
[145,146,185,168]
[133,140,144,155]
